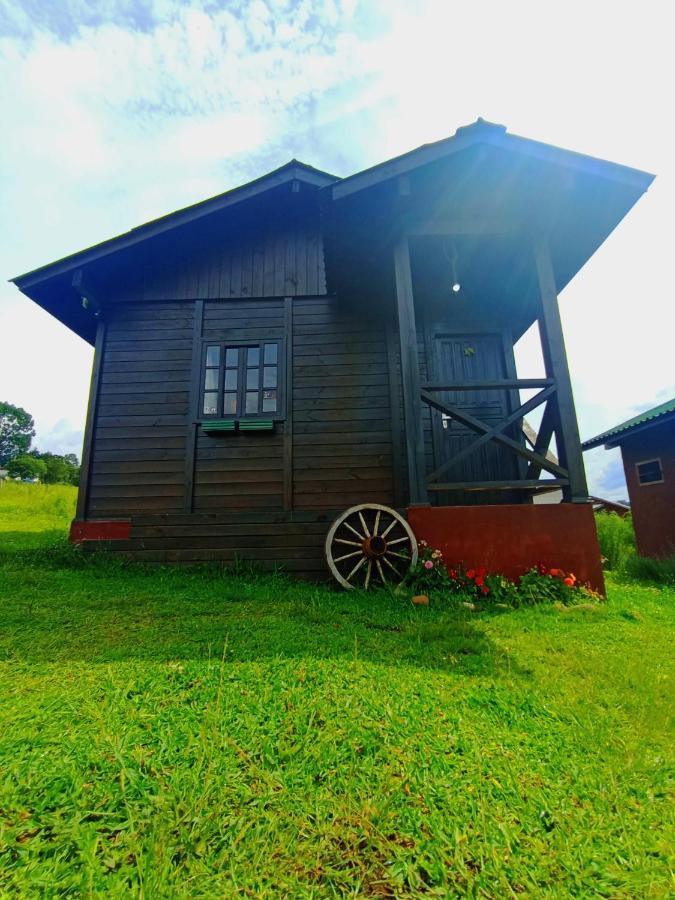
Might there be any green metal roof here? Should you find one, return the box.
[582,398,675,449]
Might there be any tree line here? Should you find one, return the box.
[0,401,80,484]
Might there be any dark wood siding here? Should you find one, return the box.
[111,210,326,304]
[88,302,192,517]
[124,512,335,574]
[292,297,395,510]
[84,290,402,576]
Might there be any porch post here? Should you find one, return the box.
[533,236,589,503]
[393,235,429,505]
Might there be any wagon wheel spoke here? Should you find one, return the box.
[334,538,362,547]
[346,555,368,584]
[343,520,366,540]
[381,554,402,576]
[387,536,410,546]
[358,511,370,537]
[373,509,381,537]
[381,518,398,538]
[375,559,387,584]
[364,560,372,590]
[333,550,363,563]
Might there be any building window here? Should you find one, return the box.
[636,458,663,486]
[202,341,281,418]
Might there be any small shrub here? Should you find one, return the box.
[407,541,452,594]
[625,554,675,585]
[595,512,635,571]
[518,567,589,606]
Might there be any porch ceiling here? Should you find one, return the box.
[326,131,653,332]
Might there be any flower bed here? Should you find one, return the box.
[407,541,599,607]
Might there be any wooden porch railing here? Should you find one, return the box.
[420,379,569,494]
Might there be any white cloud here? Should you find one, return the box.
[39,418,85,459]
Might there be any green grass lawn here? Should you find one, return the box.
[0,484,673,896]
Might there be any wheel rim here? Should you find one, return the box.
[325,504,419,590]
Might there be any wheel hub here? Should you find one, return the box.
[362,534,387,558]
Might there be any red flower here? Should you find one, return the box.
[477,567,487,579]
[449,569,457,579]
[549,568,560,578]
[482,586,489,595]
[466,569,476,580]
[475,576,484,587]
[563,577,574,587]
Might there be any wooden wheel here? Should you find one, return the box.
[325,504,418,590]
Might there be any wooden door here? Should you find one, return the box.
[431,333,520,505]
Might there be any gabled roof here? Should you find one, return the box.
[11,118,656,347]
[582,398,675,449]
[330,118,654,201]
[12,160,338,290]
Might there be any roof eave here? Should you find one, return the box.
[582,408,675,450]
[330,119,655,201]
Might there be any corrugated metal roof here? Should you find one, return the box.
[582,398,675,449]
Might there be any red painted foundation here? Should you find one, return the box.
[407,504,605,595]
[70,520,131,542]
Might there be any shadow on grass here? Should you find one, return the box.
[0,532,521,678]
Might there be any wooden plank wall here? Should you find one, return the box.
[191,295,397,513]
[120,512,334,574]
[113,213,326,304]
[86,293,400,576]
[292,297,395,510]
[89,302,192,517]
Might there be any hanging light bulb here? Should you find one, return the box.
[447,240,461,295]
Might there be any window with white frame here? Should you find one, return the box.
[636,458,663,486]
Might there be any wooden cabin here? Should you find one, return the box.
[583,399,675,559]
[13,119,654,591]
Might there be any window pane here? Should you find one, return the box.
[224,369,238,391]
[247,368,259,390]
[223,392,238,415]
[262,391,277,412]
[205,369,218,391]
[203,392,218,415]
[637,460,662,484]
[206,346,220,367]
[246,391,259,414]
[263,366,277,388]
[247,346,260,368]
[225,348,239,368]
[264,343,278,364]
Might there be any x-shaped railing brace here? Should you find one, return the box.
[421,385,568,485]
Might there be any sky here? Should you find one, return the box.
[0,0,673,498]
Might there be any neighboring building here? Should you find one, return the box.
[12,119,655,591]
[583,399,675,558]
[589,496,630,516]
[524,419,564,504]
